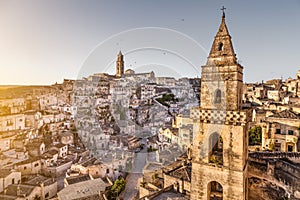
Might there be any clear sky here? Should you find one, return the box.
[0,0,300,85]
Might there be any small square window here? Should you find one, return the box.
[276,129,281,134]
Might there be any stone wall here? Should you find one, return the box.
[163,174,191,194]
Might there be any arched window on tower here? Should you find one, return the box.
[218,42,223,51]
[209,133,223,166]
[208,181,223,200]
[214,89,221,104]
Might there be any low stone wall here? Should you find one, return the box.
[43,160,73,177]
[139,185,173,200]
[249,152,300,159]
[139,183,160,199]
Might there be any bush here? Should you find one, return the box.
[108,177,126,200]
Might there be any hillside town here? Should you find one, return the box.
[0,49,202,199]
[1,53,300,199]
[1,13,300,200]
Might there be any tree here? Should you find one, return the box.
[249,126,262,146]
[108,177,126,200]
[140,181,146,187]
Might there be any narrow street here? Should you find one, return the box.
[123,147,147,200]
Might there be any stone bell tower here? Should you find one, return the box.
[190,8,251,200]
[116,51,124,77]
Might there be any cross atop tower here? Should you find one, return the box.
[221,6,226,18]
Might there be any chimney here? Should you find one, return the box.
[17,185,21,196]
[40,182,45,200]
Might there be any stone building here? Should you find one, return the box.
[0,113,25,132]
[57,176,107,200]
[0,98,26,115]
[262,109,300,152]
[0,169,21,193]
[0,174,57,200]
[190,10,251,200]
[16,157,43,175]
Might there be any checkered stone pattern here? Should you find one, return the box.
[224,110,248,125]
[199,110,226,124]
[191,108,251,125]
[190,107,201,120]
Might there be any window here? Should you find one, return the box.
[208,181,223,200]
[287,145,293,152]
[214,89,221,104]
[34,163,39,167]
[209,133,223,166]
[218,43,223,51]
[24,166,27,170]
[6,120,13,126]
[106,169,109,174]
[288,130,294,135]
[276,129,281,134]
[12,178,15,184]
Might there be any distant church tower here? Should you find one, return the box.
[190,8,250,200]
[116,51,124,77]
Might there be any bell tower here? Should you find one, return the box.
[200,7,243,111]
[116,51,124,77]
[190,8,250,200]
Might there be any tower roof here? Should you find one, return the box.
[216,15,230,37]
[208,10,237,65]
[117,50,124,61]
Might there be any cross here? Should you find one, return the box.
[221,6,226,17]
